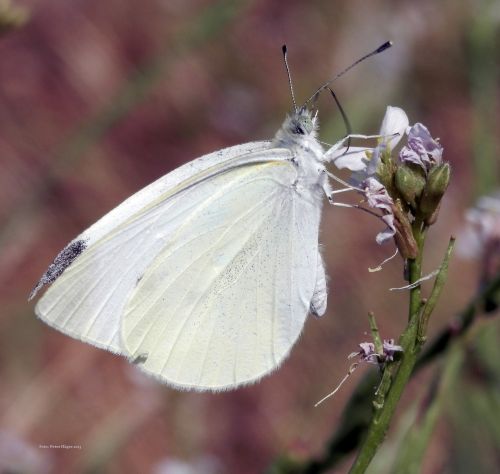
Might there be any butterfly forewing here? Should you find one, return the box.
[34,142,284,354]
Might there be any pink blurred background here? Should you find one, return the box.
[0,0,499,473]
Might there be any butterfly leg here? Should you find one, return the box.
[323,132,398,165]
[319,168,334,202]
[319,169,362,204]
[325,133,387,155]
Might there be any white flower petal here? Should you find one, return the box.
[329,147,369,171]
[457,191,500,261]
[376,214,397,244]
[477,193,500,213]
[455,227,483,259]
[379,106,409,150]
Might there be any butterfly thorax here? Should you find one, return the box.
[272,108,327,200]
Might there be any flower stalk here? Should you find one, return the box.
[349,235,455,472]
[367,312,383,356]
[271,107,456,474]
[329,108,454,473]
[269,271,500,474]
[349,220,427,473]
[418,238,456,344]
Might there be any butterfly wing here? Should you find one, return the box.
[121,157,322,390]
[32,141,279,354]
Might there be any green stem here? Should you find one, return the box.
[368,312,383,356]
[417,237,456,345]
[271,271,500,474]
[348,224,427,473]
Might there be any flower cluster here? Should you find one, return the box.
[328,106,450,258]
[349,339,403,364]
[457,192,500,258]
[457,192,500,298]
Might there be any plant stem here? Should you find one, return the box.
[417,238,456,345]
[271,272,500,474]
[348,223,427,473]
[368,312,383,356]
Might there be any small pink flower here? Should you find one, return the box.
[457,192,500,310]
[363,177,397,244]
[0,430,50,474]
[327,107,410,246]
[457,192,500,260]
[399,123,443,172]
[382,339,404,361]
[351,339,403,364]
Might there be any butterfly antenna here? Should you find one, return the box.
[311,91,321,114]
[328,87,352,152]
[302,41,393,108]
[282,45,298,113]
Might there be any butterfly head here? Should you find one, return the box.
[288,107,317,136]
[282,107,318,138]
[273,107,320,149]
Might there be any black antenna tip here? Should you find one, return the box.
[282,44,287,55]
[376,41,393,53]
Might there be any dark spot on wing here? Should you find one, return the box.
[131,353,148,365]
[29,239,88,300]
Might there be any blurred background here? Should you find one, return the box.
[0,0,499,473]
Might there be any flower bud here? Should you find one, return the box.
[395,164,426,208]
[419,163,451,224]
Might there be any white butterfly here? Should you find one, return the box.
[29,43,391,391]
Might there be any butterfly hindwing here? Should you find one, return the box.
[121,159,322,390]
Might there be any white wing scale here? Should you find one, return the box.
[122,159,322,389]
[32,105,332,391]
[32,142,312,367]
[33,141,279,353]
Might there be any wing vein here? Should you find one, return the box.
[160,190,282,379]
[127,186,282,364]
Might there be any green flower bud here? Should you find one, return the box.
[419,163,451,224]
[395,164,426,208]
